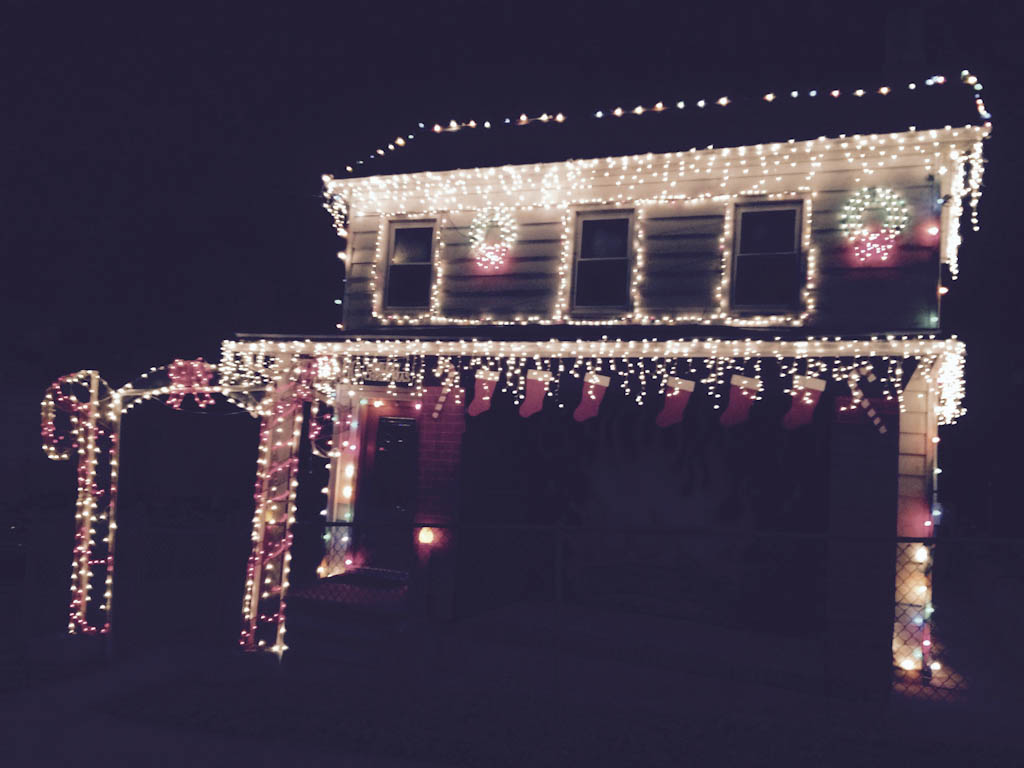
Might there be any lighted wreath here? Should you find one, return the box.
[469,206,516,271]
[839,187,910,262]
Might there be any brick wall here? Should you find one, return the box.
[414,386,466,526]
[826,394,900,700]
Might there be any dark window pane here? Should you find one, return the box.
[732,253,801,309]
[580,218,629,260]
[575,259,629,307]
[386,264,431,307]
[739,209,798,254]
[392,226,434,264]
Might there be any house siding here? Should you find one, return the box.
[339,161,947,332]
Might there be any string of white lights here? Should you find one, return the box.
[332,70,989,175]
[326,123,986,328]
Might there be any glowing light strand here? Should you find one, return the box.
[468,205,517,271]
[839,187,910,263]
[329,125,986,325]
[330,71,989,176]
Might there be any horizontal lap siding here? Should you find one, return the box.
[342,215,381,329]
[339,163,945,330]
[810,182,939,331]
[438,211,562,318]
[640,208,722,311]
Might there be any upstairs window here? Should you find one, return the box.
[731,203,803,312]
[385,221,434,309]
[573,212,631,310]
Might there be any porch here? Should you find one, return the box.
[39,336,966,699]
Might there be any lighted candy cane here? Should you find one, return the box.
[432,361,460,419]
[41,371,120,635]
[849,364,887,434]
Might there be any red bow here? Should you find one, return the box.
[167,358,215,409]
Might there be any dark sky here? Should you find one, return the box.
[4,1,1022,531]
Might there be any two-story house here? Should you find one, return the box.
[44,71,989,697]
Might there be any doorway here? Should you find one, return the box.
[354,413,420,574]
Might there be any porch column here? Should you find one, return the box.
[893,362,939,675]
[239,365,309,655]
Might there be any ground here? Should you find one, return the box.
[3,601,1021,767]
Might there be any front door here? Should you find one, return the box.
[355,414,419,573]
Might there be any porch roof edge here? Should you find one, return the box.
[221,334,963,360]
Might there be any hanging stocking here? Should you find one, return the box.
[656,376,695,428]
[782,374,826,430]
[719,374,760,428]
[467,369,501,417]
[519,369,553,418]
[573,373,609,422]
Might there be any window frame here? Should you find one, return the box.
[383,218,437,311]
[570,208,635,313]
[728,201,805,314]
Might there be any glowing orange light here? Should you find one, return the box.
[418,527,436,545]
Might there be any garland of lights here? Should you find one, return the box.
[329,70,990,175]
[322,193,348,238]
[839,187,910,262]
[468,206,516,271]
[219,336,966,426]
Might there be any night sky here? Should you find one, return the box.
[5,2,1023,533]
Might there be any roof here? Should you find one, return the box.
[328,72,990,181]
[326,71,989,181]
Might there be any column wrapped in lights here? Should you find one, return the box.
[239,360,313,656]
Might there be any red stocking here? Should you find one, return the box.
[656,376,695,428]
[719,374,760,428]
[519,369,553,418]
[782,375,826,430]
[573,373,609,422]
[467,369,501,417]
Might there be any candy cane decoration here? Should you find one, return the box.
[850,364,887,434]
